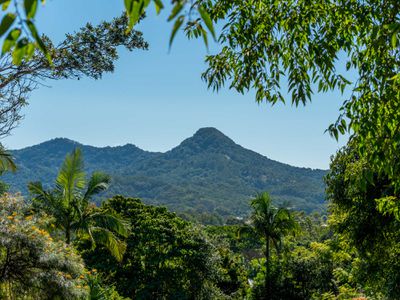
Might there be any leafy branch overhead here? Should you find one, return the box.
[0,0,48,64]
[124,0,216,49]
[0,15,147,141]
[0,0,216,64]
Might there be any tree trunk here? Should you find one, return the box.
[265,237,271,298]
[65,223,71,244]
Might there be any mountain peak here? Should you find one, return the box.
[169,127,236,155]
[193,127,227,138]
[16,138,81,152]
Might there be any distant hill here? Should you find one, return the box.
[3,128,327,216]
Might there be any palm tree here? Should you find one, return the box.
[28,148,128,261]
[250,192,298,297]
[0,145,16,173]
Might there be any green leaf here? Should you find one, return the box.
[341,119,347,130]
[0,13,16,37]
[201,28,208,49]
[167,2,184,22]
[24,0,38,19]
[198,5,216,40]
[26,20,51,62]
[124,0,134,13]
[169,15,184,49]
[25,42,35,60]
[126,0,149,30]
[12,38,28,65]
[391,33,398,48]
[2,28,20,55]
[153,0,164,14]
[1,0,11,11]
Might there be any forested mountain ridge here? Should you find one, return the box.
[4,128,327,216]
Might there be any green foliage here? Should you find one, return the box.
[81,195,246,299]
[29,148,129,261]
[1,0,215,62]
[249,192,299,297]
[0,145,16,173]
[326,140,400,299]
[200,0,400,194]
[0,194,88,299]
[87,272,129,300]
[0,15,147,141]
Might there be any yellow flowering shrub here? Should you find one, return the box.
[0,194,88,299]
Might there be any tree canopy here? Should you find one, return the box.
[29,148,129,261]
[0,15,147,139]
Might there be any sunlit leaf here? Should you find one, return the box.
[153,0,164,14]
[1,0,11,11]
[12,38,28,65]
[2,28,20,55]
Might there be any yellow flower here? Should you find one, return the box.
[6,216,14,220]
[11,212,17,216]
[25,215,33,221]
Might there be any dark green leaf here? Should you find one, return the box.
[26,20,51,63]
[201,28,208,49]
[0,13,16,37]
[169,15,184,49]
[198,6,216,40]
[168,2,184,22]
[153,0,164,14]
[24,0,38,19]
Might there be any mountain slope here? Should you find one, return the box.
[4,128,327,216]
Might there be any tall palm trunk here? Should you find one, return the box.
[265,237,271,298]
[66,222,71,244]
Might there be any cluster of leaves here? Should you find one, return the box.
[0,15,147,141]
[326,139,400,299]
[200,0,400,194]
[0,0,216,63]
[80,195,249,299]
[29,148,129,261]
[204,201,369,300]
[0,193,88,299]
[0,0,46,64]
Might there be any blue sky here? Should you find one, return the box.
[3,0,349,169]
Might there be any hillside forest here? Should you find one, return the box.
[0,0,399,299]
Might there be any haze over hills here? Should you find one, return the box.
[4,127,327,216]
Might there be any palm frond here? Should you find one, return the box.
[55,148,86,201]
[91,227,127,262]
[83,171,111,201]
[89,211,129,237]
[28,181,57,211]
[0,148,16,173]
